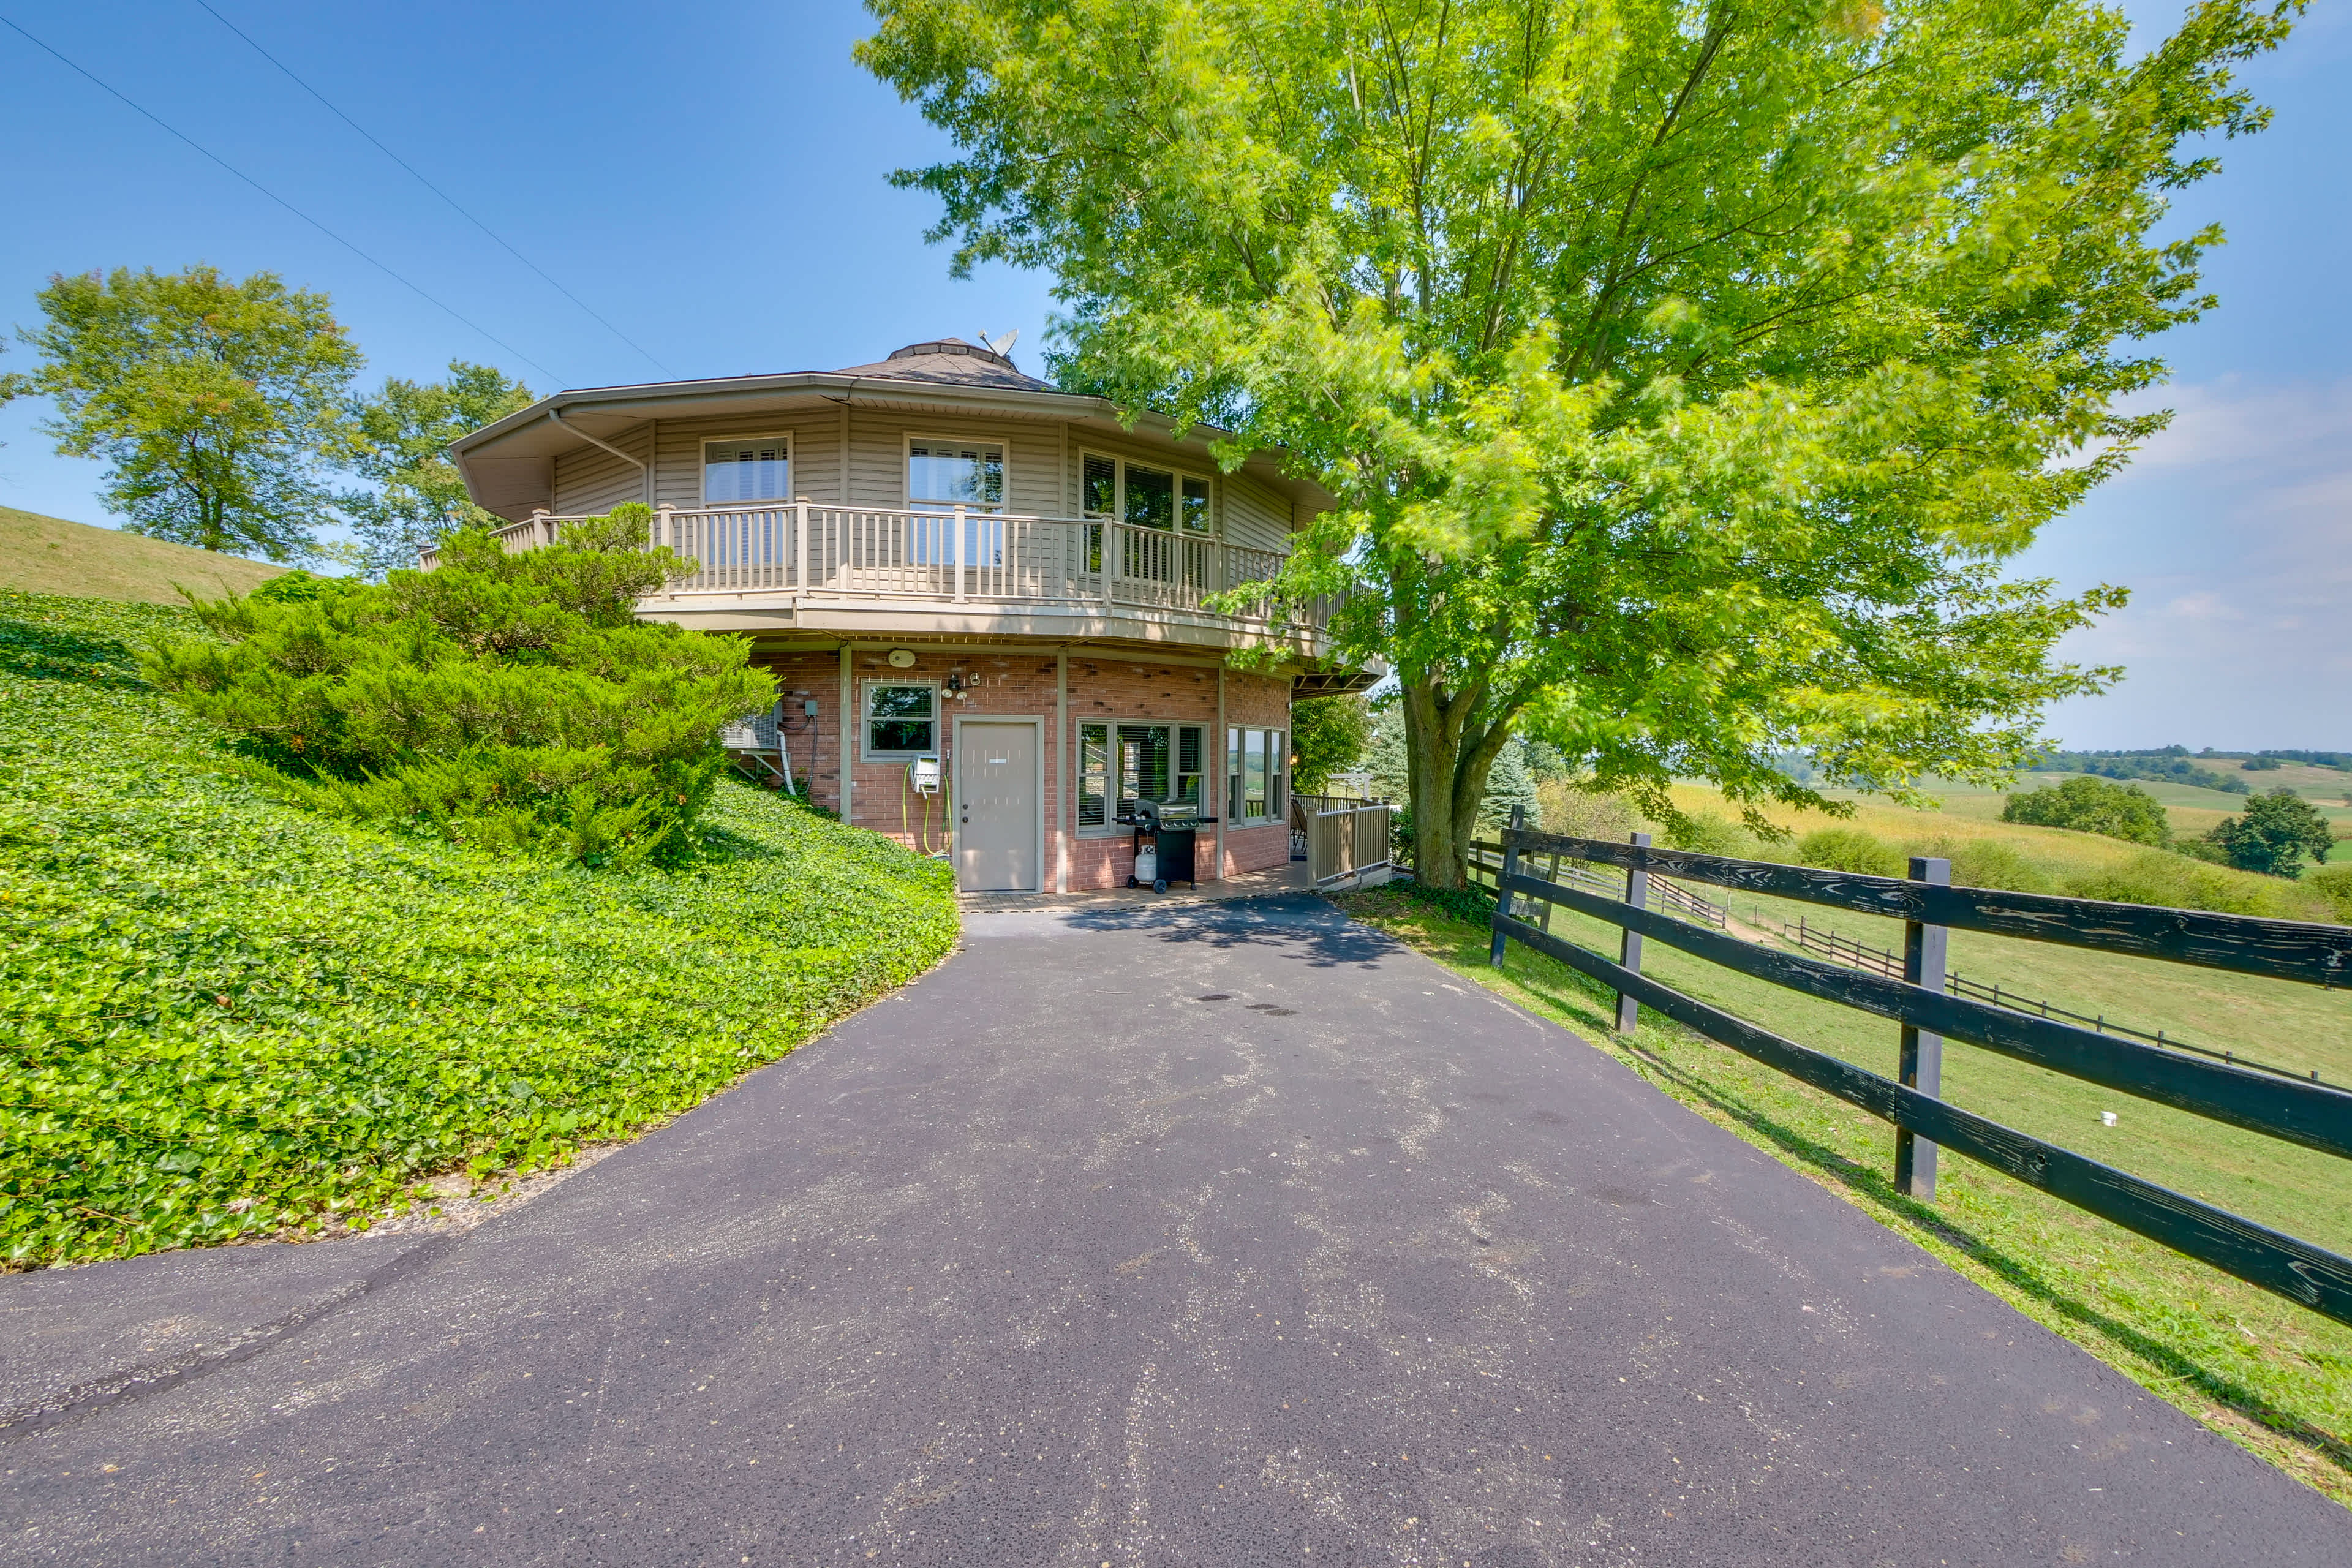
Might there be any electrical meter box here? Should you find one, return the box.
[909,756,942,794]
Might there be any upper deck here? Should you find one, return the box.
[445,337,1337,656]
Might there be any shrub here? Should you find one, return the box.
[2204,788,2336,878]
[2002,775,2170,846]
[1664,810,1748,858]
[2307,864,2352,925]
[1795,827,1904,877]
[1942,839,2054,894]
[1535,780,1635,845]
[142,507,774,867]
[2063,850,2283,917]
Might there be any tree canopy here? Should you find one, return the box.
[12,265,363,562]
[342,360,537,579]
[2205,788,2334,878]
[861,0,2300,886]
[2002,774,2171,845]
[1288,692,1373,795]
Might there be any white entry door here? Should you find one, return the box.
[955,720,1040,892]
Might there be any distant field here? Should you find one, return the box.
[0,506,285,603]
[1815,772,2352,835]
[1654,782,2340,920]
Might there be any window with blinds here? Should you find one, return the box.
[703,437,790,503]
[1077,722,1205,831]
[1079,453,1213,533]
[909,439,1005,511]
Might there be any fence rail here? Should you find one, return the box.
[1485,820,2352,1327]
[1772,916,2329,1087]
[1466,839,1727,929]
[429,503,1314,630]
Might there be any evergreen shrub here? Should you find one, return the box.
[143,507,773,866]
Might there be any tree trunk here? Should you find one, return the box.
[1400,673,1512,891]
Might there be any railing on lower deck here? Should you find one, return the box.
[429,503,1305,627]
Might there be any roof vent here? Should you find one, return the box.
[886,336,1016,370]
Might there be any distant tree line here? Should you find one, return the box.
[2029,748,2250,794]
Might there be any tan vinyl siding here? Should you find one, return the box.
[1222,470,1295,554]
[550,425,652,514]
[650,412,844,510]
[847,409,1061,514]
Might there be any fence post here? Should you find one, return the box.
[1615,832,1650,1034]
[1896,856,1951,1200]
[1487,805,1525,967]
[1542,850,1562,933]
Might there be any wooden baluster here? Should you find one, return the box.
[953,504,966,601]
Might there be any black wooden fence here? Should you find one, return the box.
[1483,814,2352,1327]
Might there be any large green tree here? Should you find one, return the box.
[342,360,536,579]
[2206,788,2334,878]
[861,0,2299,887]
[13,265,363,562]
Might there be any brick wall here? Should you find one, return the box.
[747,644,1294,892]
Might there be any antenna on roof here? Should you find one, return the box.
[978,328,1019,361]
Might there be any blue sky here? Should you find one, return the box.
[0,0,2343,749]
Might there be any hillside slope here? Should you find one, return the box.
[0,506,285,603]
[1,589,959,1267]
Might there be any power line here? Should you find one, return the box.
[191,0,669,377]
[0,11,560,384]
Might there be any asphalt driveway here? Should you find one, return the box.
[3,892,2344,1565]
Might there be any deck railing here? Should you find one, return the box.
[427,503,1305,627]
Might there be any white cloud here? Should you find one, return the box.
[2024,374,2352,748]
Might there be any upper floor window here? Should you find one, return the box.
[1082,453,1212,533]
[703,437,790,504]
[909,439,1005,513]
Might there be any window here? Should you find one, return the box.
[1228,726,1285,823]
[864,682,937,758]
[908,439,1005,512]
[1079,453,1213,534]
[1078,722,1205,831]
[703,437,790,503]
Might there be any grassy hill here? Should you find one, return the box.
[1,589,958,1268]
[0,505,287,603]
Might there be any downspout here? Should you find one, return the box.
[548,405,649,513]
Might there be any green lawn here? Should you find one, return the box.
[1,590,959,1266]
[1333,882,2352,1509]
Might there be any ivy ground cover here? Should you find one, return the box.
[1,589,959,1267]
